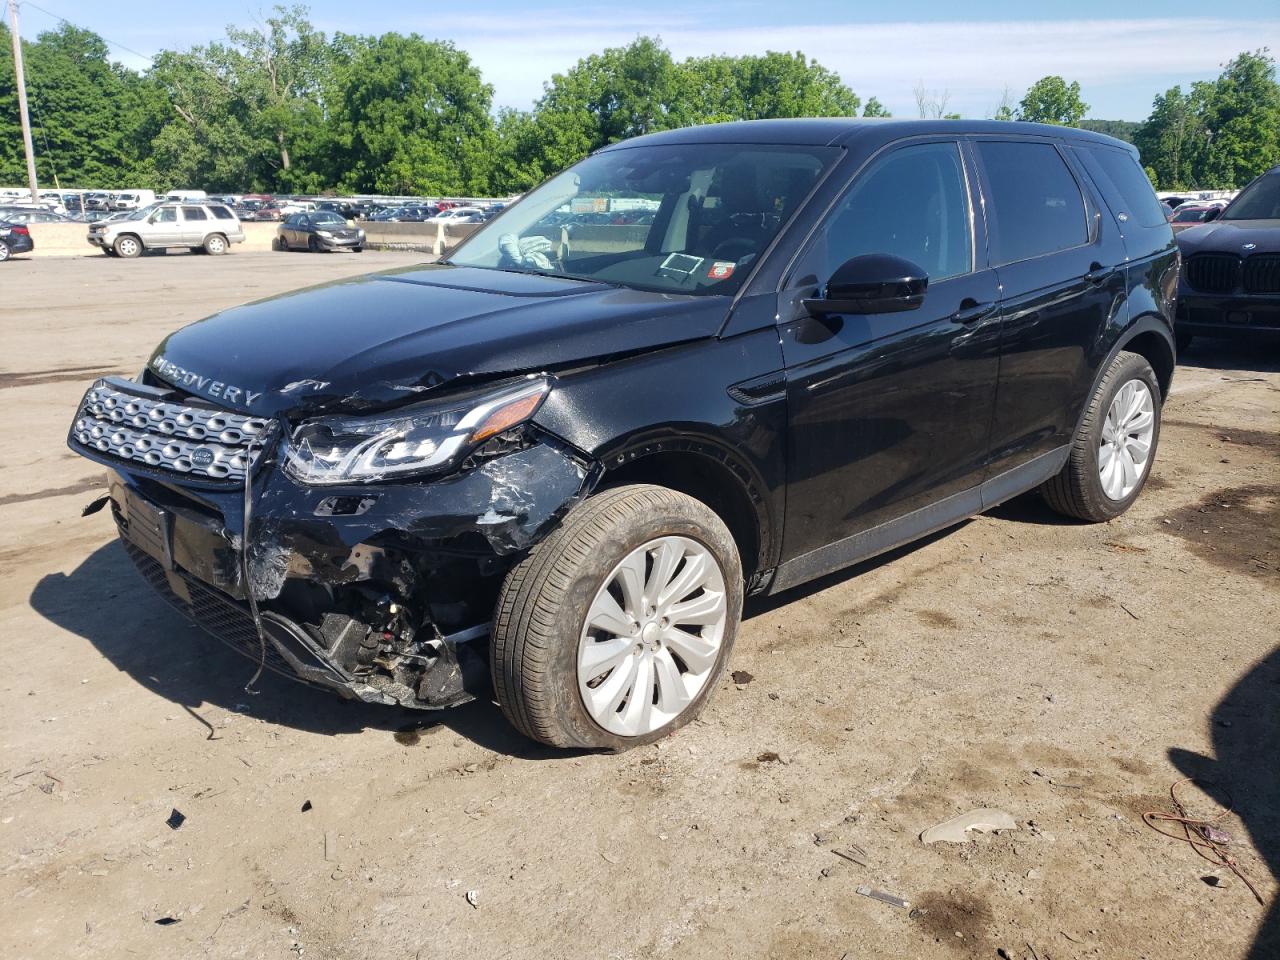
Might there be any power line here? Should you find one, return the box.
[19,0,156,64]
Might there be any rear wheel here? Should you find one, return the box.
[113,235,142,258]
[0,240,10,262]
[203,233,228,255]
[1041,350,1161,521]
[491,484,742,750]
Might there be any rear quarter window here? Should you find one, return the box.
[976,140,1088,265]
[1083,146,1168,228]
[209,206,236,220]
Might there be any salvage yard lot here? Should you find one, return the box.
[1,253,1277,959]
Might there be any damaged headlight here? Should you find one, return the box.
[282,378,549,484]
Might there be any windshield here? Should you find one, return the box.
[312,211,346,224]
[1223,173,1280,220]
[449,142,839,295]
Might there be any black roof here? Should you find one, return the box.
[601,118,1134,152]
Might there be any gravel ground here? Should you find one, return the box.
[1,252,1277,960]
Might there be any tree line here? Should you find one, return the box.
[1,6,1276,196]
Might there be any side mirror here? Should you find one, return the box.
[1203,206,1222,222]
[804,254,928,316]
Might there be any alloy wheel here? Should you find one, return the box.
[1099,378,1155,500]
[577,536,728,737]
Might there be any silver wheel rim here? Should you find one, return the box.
[118,238,137,256]
[0,242,9,261]
[577,535,727,737]
[1099,378,1155,501]
[208,237,224,253]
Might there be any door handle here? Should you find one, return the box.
[1085,262,1111,285]
[950,299,996,325]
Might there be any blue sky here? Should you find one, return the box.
[13,0,1280,120]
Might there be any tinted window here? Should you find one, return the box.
[977,141,1087,264]
[817,141,972,283]
[1084,146,1167,228]
[1223,173,1280,220]
[210,205,235,220]
[182,206,208,221]
[155,208,177,223]
[1172,207,1210,223]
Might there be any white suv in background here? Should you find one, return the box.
[88,202,245,258]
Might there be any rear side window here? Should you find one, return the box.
[210,206,235,220]
[976,141,1087,264]
[1084,146,1167,228]
[182,206,208,221]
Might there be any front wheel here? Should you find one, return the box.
[491,484,742,750]
[113,235,142,259]
[1040,350,1161,522]
[0,239,10,262]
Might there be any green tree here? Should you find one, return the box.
[1018,76,1088,126]
[223,5,331,189]
[1199,50,1280,188]
[862,96,891,118]
[1134,84,1210,189]
[0,22,155,187]
[1078,119,1140,143]
[681,51,860,122]
[326,33,495,195]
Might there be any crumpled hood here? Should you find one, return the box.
[147,264,726,418]
[1176,218,1280,256]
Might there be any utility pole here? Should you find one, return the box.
[8,0,40,203]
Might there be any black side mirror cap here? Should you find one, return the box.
[1204,206,1222,222]
[803,254,928,316]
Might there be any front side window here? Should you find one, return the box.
[1223,173,1280,220]
[807,141,973,285]
[154,208,177,223]
[182,206,208,221]
[449,143,838,296]
[977,141,1088,264]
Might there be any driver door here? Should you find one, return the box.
[775,140,1002,583]
[148,206,181,247]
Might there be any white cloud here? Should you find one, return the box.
[445,17,1277,118]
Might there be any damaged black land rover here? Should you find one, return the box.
[69,120,1177,750]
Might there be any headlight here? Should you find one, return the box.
[315,230,332,238]
[282,378,550,484]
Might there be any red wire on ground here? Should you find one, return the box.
[1143,777,1265,905]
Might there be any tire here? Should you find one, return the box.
[352,245,363,253]
[104,248,118,257]
[203,234,228,255]
[1040,350,1161,522]
[491,484,743,750]
[113,235,142,259]
[0,240,9,262]
[308,236,320,253]
[1175,329,1193,355]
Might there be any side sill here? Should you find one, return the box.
[769,445,1069,595]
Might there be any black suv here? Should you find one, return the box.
[68,120,1177,750]
[1174,164,1280,349]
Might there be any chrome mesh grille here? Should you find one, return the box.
[72,380,268,481]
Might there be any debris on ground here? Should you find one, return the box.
[731,670,754,686]
[300,800,313,812]
[831,844,871,867]
[920,808,1017,844]
[465,889,479,909]
[165,809,186,830]
[756,751,782,764]
[154,916,180,926]
[855,885,910,909]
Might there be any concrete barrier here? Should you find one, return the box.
[25,221,279,257]
[358,220,481,253]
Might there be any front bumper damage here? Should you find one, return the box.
[96,441,598,708]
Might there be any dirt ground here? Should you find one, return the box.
[1,251,1277,960]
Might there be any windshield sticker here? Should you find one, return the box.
[708,261,736,280]
[657,252,705,283]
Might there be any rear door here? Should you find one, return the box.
[778,139,1002,567]
[971,137,1128,480]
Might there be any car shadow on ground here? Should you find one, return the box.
[1168,645,1279,959]
[1178,337,1280,374]
[29,539,559,759]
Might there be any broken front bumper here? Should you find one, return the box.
[97,441,596,708]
